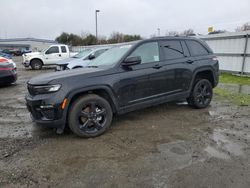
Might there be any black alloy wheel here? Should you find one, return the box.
[68,94,113,137]
[187,79,213,109]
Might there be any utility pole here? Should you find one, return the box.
[95,9,100,43]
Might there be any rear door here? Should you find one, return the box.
[60,46,69,59]
[154,39,193,94]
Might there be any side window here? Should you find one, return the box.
[45,46,59,54]
[94,49,107,57]
[161,40,184,60]
[129,42,159,64]
[186,40,209,56]
[61,46,67,53]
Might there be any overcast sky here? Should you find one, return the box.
[1,0,250,40]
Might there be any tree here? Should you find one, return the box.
[55,32,70,45]
[182,29,195,36]
[166,31,179,36]
[235,22,250,32]
[107,32,141,43]
[55,32,142,46]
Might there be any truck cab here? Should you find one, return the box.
[23,44,76,70]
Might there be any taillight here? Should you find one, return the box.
[0,57,8,63]
[0,67,13,71]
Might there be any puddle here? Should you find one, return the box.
[205,128,248,159]
[218,83,250,95]
[213,129,244,156]
[205,146,230,159]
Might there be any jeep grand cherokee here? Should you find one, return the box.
[26,37,219,137]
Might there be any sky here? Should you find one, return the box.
[0,0,250,40]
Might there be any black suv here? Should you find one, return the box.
[26,37,219,137]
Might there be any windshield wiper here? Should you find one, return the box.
[86,65,98,68]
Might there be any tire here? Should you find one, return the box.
[68,94,113,138]
[31,59,43,70]
[187,79,213,109]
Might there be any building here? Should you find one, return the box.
[199,31,250,74]
[0,38,58,52]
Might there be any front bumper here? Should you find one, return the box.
[22,60,30,67]
[25,94,66,129]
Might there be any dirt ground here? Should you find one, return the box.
[0,57,250,188]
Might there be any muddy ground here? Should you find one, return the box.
[0,57,250,188]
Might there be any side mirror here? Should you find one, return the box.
[122,56,141,66]
[88,54,95,60]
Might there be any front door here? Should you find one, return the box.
[117,41,161,107]
[44,46,62,64]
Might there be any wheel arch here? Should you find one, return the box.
[65,86,118,117]
[191,67,217,89]
[30,58,44,65]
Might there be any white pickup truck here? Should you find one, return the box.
[22,44,77,70]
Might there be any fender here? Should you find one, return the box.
[189,66,217,92]
[63,85,119,115]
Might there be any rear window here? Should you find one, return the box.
[161,40,184,60]
[186,40,209,56]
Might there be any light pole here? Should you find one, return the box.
[157,28,160,36]
[95,9,100,42]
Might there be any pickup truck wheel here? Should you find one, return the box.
[31,59,43,70]
[68,94,113,138]
[187,79,213,109]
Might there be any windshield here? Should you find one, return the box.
[73,49,92,58]
[90,45,133,67]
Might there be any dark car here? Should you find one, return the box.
[0,52,13,59]
[0,57,17,85]
[26,37,219,137]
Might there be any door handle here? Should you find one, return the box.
[58,54,61,57]
[186,60,193,64]
[153,64,162,69]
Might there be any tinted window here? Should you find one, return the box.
[129,42,159,64]
[94,49,107,57]
[186,40,209,56]
[161,40,184,60]
[61,46,67,53]
[45,46,59,54]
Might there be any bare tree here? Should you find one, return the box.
[182,29,195,36]
[235,22,250,32]
[166,31,179,36]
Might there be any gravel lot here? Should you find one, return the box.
[0,57,250,188]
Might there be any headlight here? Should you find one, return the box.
[28,84,61,95]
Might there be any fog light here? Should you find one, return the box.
[40,105,54,109]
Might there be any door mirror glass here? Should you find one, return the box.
[122,56,141,66]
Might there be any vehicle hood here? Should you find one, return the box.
[28,67,106,85]
[67,59,91,69]
[56,57,76,65]
[24,52,40,56]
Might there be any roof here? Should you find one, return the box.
[0,43,30,47]
[0,37,57,44]
[150,36,197,40]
